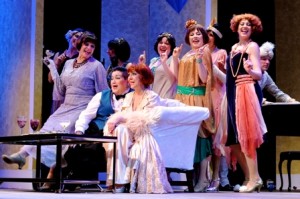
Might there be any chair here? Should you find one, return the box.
[278,151,300,191]
[152,106,208,192]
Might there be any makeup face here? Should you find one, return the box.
[107,48,115,58]
[70,32,82,49]
[110,71,128,95]
[79,41,95,59]
[207,30,215,46]
[189,29,203,50]
[238,19,252,39]
[128,70,143,90]
[260,56,271,72]
[157,37,171,56]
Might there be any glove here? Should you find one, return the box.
[43,57,58,79]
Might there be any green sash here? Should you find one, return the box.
[177,85,206,96]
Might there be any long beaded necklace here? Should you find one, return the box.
[229,51,244,78]
[73,59,88,68]
[229,41,251,77]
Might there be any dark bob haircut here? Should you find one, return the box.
[154,32,176,57]
[127,63,154,88]
[76,31,97,51]
[108,38,131,62]
[207,23,223,47]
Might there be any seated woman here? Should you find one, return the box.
[104,63,210,193]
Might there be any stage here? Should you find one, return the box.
[0,188,299,199]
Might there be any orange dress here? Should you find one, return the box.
[175,48,215,137]
[175,47,215,163]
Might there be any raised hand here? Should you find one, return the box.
[54,52,66,67]
[172,44,183,59]
[197,44,208,59]
[138,50,146,64]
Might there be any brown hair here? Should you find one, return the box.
[230,13,263,33]
[76,31,97,51]
[127,63,154,88]
[184,19,209,45]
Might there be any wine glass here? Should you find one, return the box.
[17,115,27,135]
[59,121,70,133]
[44,50,54,65]
[30,119,40,133]
[45,50,54,58]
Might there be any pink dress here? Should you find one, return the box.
[210,48,228,156]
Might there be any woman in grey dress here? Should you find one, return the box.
[2,31,108,172]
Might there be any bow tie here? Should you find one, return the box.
[115,93,127,100]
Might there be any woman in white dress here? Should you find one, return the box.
[104,63,210,193]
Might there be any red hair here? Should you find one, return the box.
[127,63,154,88]
[230,13,263,33]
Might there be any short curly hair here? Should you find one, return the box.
[127,63,154,88]
[230,13,263,34]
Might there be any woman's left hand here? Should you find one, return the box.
[172,44,183,60]
[138,51,146,64]
[243,58,253,73]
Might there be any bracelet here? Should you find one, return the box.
[196,58,203,64]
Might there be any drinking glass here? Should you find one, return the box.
[30,119,40,133]
[17,115,27,135]
[59,121,70,133]
[45,50,54,58]
[44,50,54,65]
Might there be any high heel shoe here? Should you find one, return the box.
[206,178,220,192]
[194,181,209,192]
[239,179,263,193]
[39,183,53,191]
[234,180,249,192]
[2,153,26,169]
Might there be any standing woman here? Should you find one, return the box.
[148,32,181,99]
[226,13,267,193]
[175,19,215,192]
[2,31,108,184]
[48,28,84,113]
[106,38,131,86]
[206,19,229,192]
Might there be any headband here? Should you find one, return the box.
[207,26,223,39]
